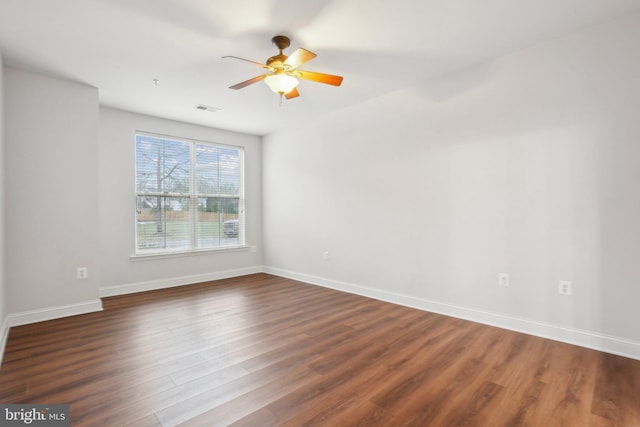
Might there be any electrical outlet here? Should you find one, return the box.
[251,246,257,253]
[499,273,509,287]
[323,251,330,260]
[558,280,572,295]
[77,267,88,279]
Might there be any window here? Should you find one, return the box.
[135,132,244,254]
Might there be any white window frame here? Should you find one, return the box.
[133,131,245,256]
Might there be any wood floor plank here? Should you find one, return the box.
[154,352,323,426]
[175,362,321,426]
[1,273,638,426]
[590,352,640,426]
[275,362,396,427]
[314,400,394,427]
[228,408,281,427]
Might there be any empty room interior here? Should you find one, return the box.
[1,1,640,426]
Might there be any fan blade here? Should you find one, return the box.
[285,87,300,99]
[284,48,317,69]
[222,56,268,68]
[229,74,268,90]
[297,70,343,86]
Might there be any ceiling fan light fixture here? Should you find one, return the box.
[264,74,299,95]
[224,35,343,101]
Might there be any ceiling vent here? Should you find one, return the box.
[195,104,221,112]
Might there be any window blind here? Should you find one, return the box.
[135,132,244,254]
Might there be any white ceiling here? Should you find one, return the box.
[2,0,640,136]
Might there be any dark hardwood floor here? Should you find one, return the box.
[1,273,639,426]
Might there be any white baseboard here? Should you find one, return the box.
[100,266,264,297]
[6,300,104,328]
[264,266,640,361]
[0,316,9,367]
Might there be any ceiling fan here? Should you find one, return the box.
[223,35,343,100]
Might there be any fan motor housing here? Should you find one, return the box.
[266,54,288,68]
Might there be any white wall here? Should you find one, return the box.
[4,67,101,317]
[0,54,7,356]
[98,107,262,294]
[263,13,640,354]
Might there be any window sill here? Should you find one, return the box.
[130,245,250,261]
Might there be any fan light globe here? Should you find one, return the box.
[264,74,299,95]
